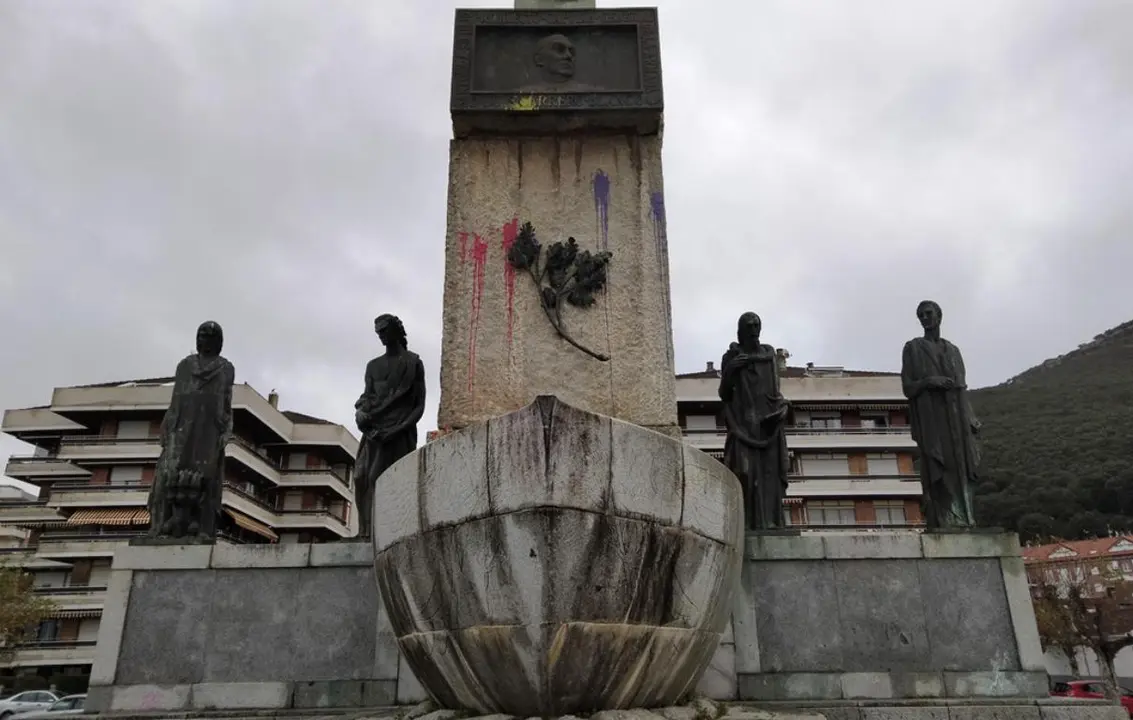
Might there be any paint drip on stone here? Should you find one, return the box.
[593,170,611,251]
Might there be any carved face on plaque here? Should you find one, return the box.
[533,33,576,83]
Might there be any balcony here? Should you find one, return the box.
[4,641,97,667]
[3,456,88,479]
[36,533,136,559]
[682,425,916,451]
[0,501,66,524]
[33,585,108,612]
[56,435,160,461]
[46,483,148,508]
[226,437,282,483]
[277,468,352,503]
[786,473,921,498]
[275,509,349,535]
[1,407,87,437]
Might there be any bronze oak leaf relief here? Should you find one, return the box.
[506,221,612,362]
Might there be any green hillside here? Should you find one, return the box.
[972,320,1133,541]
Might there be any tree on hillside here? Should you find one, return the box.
[1031,556,1133,698]
[0,560,56,660]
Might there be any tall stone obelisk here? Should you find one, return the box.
[437,0,677,436]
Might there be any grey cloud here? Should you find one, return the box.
[2,0,1131,474]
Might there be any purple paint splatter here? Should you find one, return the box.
[650,190,675,360]
[593,169,611,251]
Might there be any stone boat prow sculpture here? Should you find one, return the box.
[373,395,744,716]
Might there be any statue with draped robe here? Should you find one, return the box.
[719,312,790,530]
[143,321,234,543]
[354,314,427,540]
[900,300,981,529]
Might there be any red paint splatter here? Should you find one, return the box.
[501,217,519,347]
[467,234,488,391]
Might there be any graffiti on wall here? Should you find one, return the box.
[593,169,611,251]
[459,231,490,391]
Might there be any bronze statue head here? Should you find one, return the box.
[737,312,762,346]
[916,300,942,332]
[533,33,575,83]
[374,314,408,350]
[196,321,223,356]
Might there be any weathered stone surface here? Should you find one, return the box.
[437,135,676,434]
[374,397,742,715]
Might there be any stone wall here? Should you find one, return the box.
[698,531,1049,704]
[438,135,677,435]
[87,531,1068,716]
[85,543,424,714]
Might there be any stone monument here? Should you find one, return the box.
[353,314,426,540]
[137,320,234,545]
[719,312,790,530]
[438,4,675,436]
[373,1,745,716]
[900,299,981,529]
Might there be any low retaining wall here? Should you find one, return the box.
[88,532,1121,719]
[85,542,423,714]
[699,531,1049,703]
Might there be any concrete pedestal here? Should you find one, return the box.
[374,395,744,716]
[688,531,1127,719]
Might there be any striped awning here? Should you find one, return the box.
[48,609,101,619]
[66,508,149,526]
[795,403,906,411]
[224,509,279,542]
[783,497,804,505]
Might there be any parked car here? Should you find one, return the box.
[9,694,86,719]
[0,691,60,720]
[1051,680,1133,716]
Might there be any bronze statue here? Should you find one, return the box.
[143,321,235,543]
[719,312,790,530]
[354,314,426,540]
[900,300,981,529]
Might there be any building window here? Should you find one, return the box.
[860,413,890,429]
[808,501,855,526]
[875,501,907,526]
[685,415,718,431]
[848,454,869,476]
[810,414,842,430]
[37,620,59,642]
[116,420,152,440]
[110,466,144,486]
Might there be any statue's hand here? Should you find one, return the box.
[970,420,982,435]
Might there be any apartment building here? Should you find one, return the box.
[0,482,35,548]
[0,377,359,683]
[676,359,924,529]
[1023,536,1133,680]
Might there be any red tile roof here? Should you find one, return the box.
[1023,536,1133,563]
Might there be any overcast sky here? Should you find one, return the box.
[2,0,1131,487]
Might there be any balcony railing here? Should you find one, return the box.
[280,466,348,484]
[33,584,109,594]
[787,473,920,481]
[683,425,912,435]
[15,640,97,649]
[222,481,278,512]
[49,482,145,493]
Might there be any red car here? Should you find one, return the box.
[1051,680,1133,716]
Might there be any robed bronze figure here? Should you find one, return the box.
[719,312,790,530]
[900,300,981,529]
[354,314,426,540]
[143,321,235,543]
